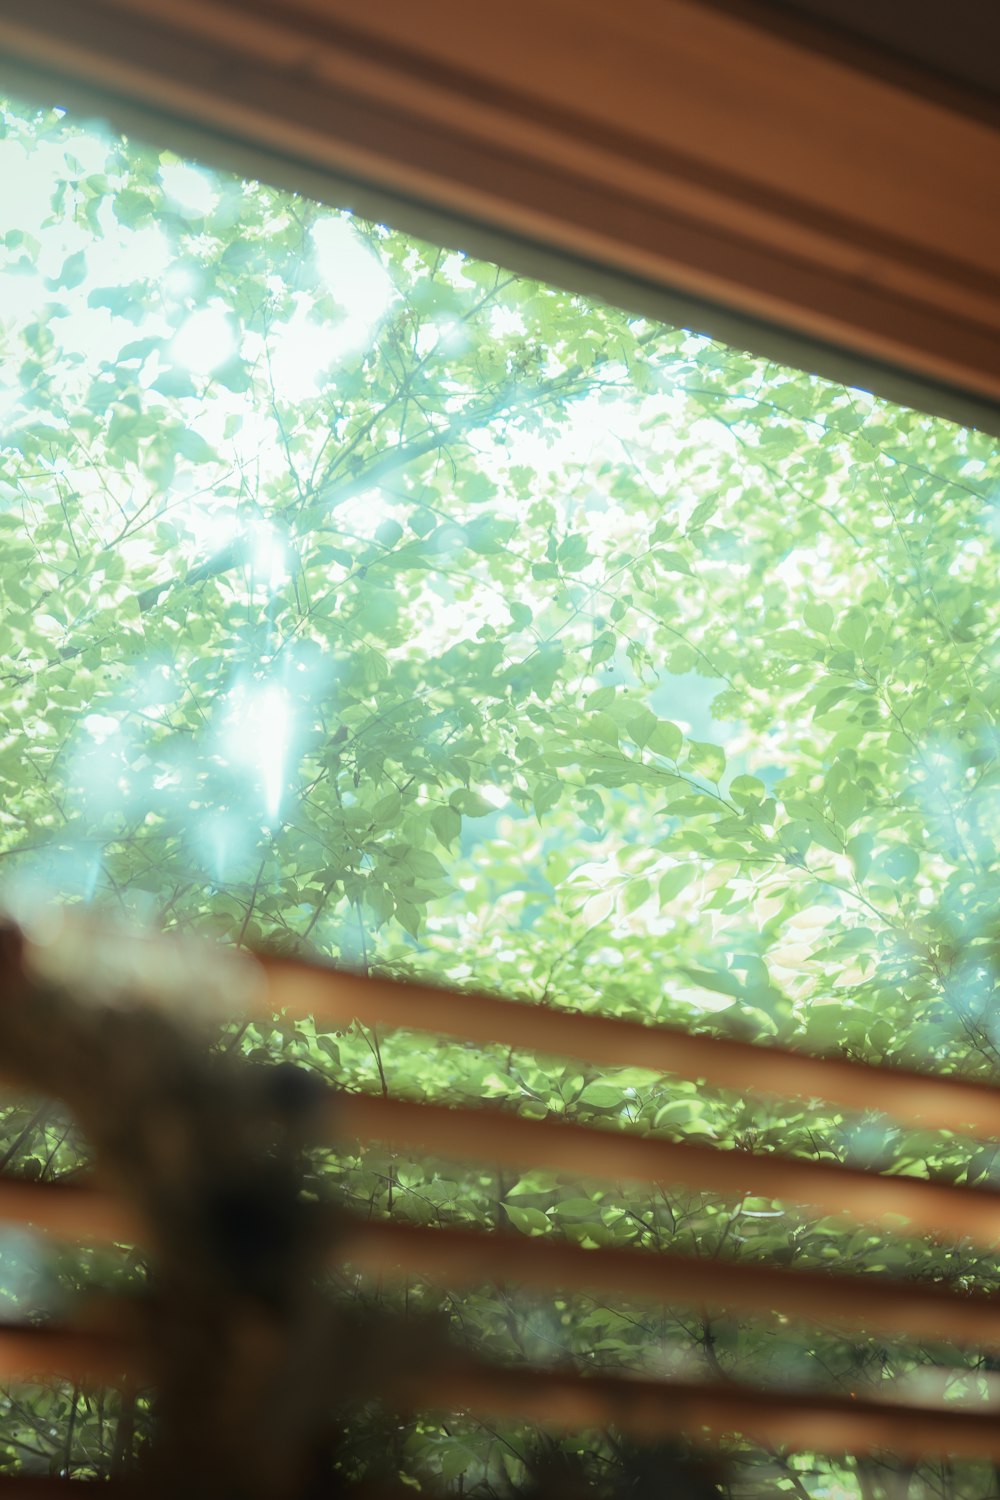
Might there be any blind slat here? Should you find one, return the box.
[260,957,1000,1137]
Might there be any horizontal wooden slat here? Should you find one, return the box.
[0,1323,137,1386]
[0,1483,131,1496]
[405,1359,1000,1461]
[0,1176,142,1244]
[337,1093,1000,1247]
[341,1217,1000,1350]
[3,1176,997,1350]
[7,1176,1000,1356]
[0,0,999,412]
[260,956,1000,1137]
[0,1482,460,1499]
[2,1320,999,1460]
[18,929,1000,1139]
[4,1079,999,1258]
[10,944,1000,1139]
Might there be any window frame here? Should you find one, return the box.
[1,0,999,432]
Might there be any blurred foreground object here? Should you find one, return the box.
[0,917,346,1498]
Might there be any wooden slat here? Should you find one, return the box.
[259,956,1000,1137]
[341,1217,1000,1350]
[403,1359,1000,1461]
[4,1177,998,1350]
[2,1321,1000,1460]
[0,0,999,409]
[0,1324,138,1386]
[0,1483,132,1496]
[337,1093,1000,1247]
[0,1176,142,1244]
[5,1063,999,1256]
[18,934,1000,1139]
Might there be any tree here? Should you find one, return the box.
[0,90,998,1498]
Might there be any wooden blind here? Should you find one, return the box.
[3,932,1000,1471]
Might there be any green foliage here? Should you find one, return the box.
[1,92,999,1498]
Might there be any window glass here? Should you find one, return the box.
[1,92,998,1494]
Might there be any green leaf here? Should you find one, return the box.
[406,849,448,880]
[578,1082,624,1108]
[50,249,87,290]
[375,519,404,548]
[439,1445,476,1482]
[364,883,395,927]
[803,600,834,634]
[550,1198,601,1218]
[622,703,658,748]
[880,845,919,881]
[646,720,682,758]
[621,877,651,913]
[371,791,403,823]
[430,805,461,850]
[449,788,496,818]
[317,1036,341,1065]
[220,241,256,270]
[847,832,874,878]
[658,864,693,903]
[590,633,615,667]
[114,188,154,226]
[831,783,866,829]
[837,606,868,651]
[686,740,725,782]
[589,711,619,746]
[87,286,145,322]
[585,686,615,712]
[557,533,590,571]
[175,429,216,463]
[504,1205,549,1234]
[654,1100,698,1128]
[152,367,198,398]
[395,900,421,938]
[532,779,562,819]
[730,774,765,806]
[681,967,743,998]
[506,1172,560,1198]
[118,336,164,363]
[213,357,252,392]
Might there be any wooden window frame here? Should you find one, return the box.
[0,0,999,431]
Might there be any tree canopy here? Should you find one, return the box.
[0,91,999,1499]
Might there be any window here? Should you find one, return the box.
[1,83,999,1499]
